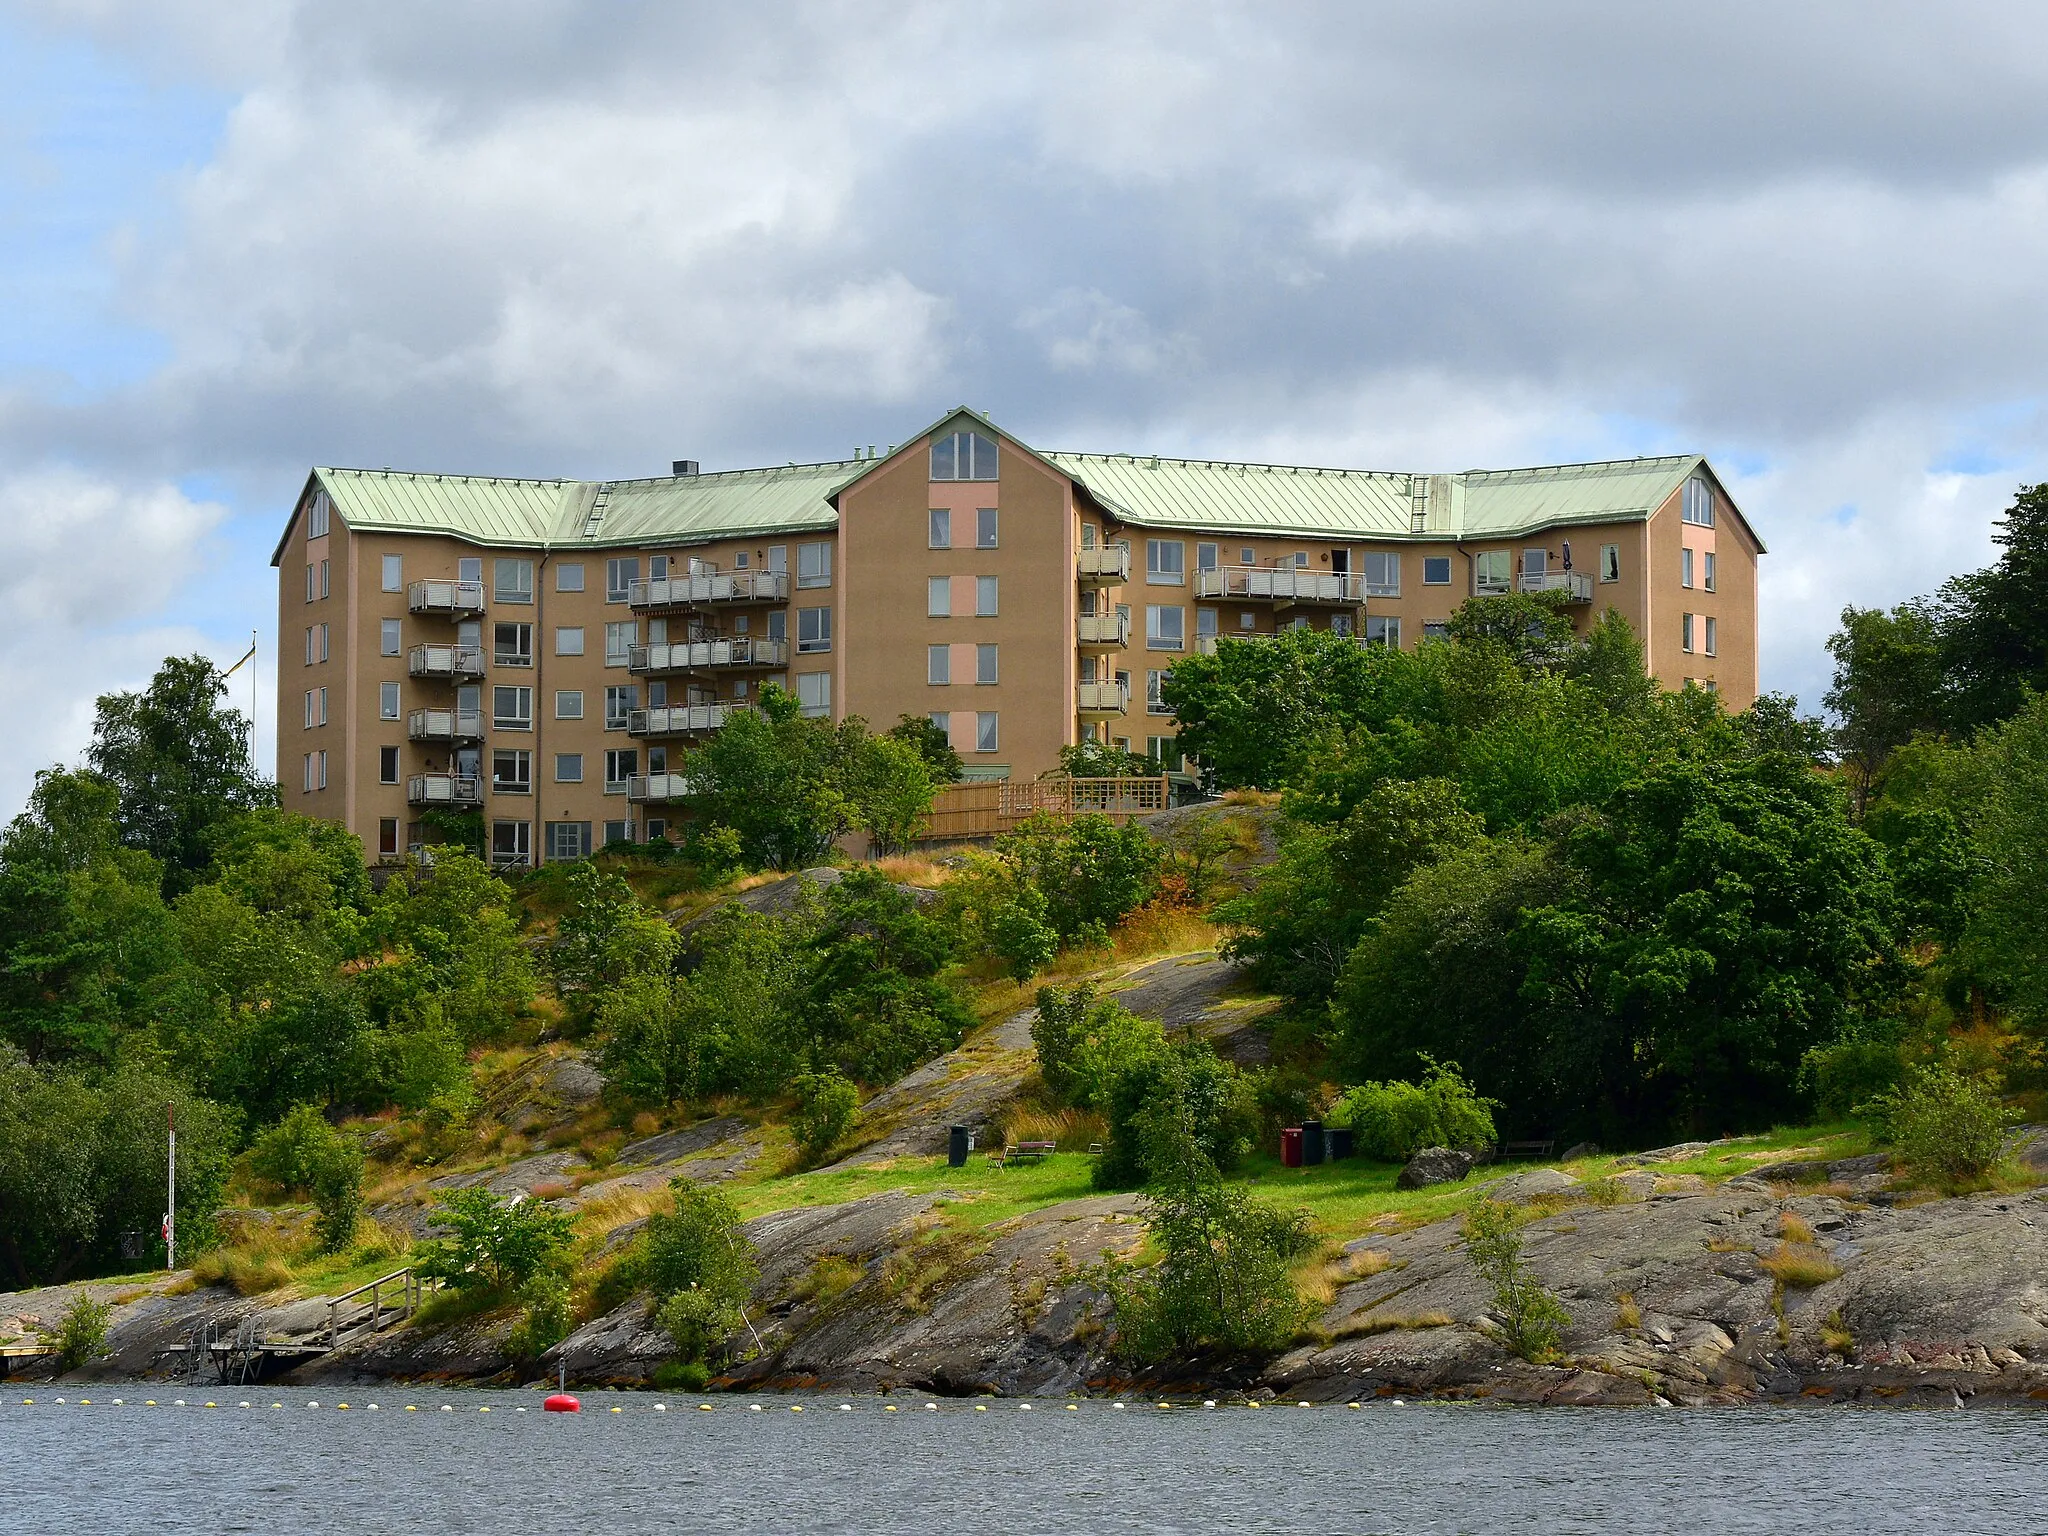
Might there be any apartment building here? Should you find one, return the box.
[274,408,1762,866]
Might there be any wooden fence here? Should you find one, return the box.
[914,776,1170,843]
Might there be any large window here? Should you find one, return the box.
[306,491,329,539]
[603,749,637,792]
[606,558,639,602]
[798,606,833,652]
[494,558,533,604]
[928,509,951,549]
[381,554,403,593]
[491,821,531,867]
[1365,616,1401,648]
[976,575,998,616]
[930,430,998,481]
[796,671,831,717]
[492,685,533,729]
[976,508,999,549]
[554,752,583,783]
[1146,670,1170,714]
[494,622,532,667]
[378,818,400,857]
[555,626,585,656]
[1682,477,1715,527]
[797,541,833,588]
[1474,550,1512,594]
[1422,556,1451,586]
[381,618,402,657]
[976,643,998,685]
[604,621,636,666]
[927,576,951,617]
[556,562,585,592]
[1196,543,1218,572]
[1146,539,1185,585]
[545,822,590,862]
[604,685,638,729]
[1146,605,1185,651]
[555,689,584,720]
[975,711,999,752]
[492,749,532,794]
[1363,552,1400,597]
[928,645,951,685]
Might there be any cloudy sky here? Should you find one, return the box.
[4,0,2046,809]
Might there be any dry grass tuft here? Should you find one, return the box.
[789,1253,865,1308]
[998,1103,1108,1152]
[573,1183,674,1239]
[1820,1309,1856,1356]
[1758,1242,1843,1289]
[192,1248,296,1297]
[1326,1311,1456,1342]
[1339,1248,1395,1281]
[1614,1291,1642,1331]
[1706,1237,1751,1254]
[1777,1211,1817,1244]
[869,855,955,888]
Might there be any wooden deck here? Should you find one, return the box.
[915,775,1170,843]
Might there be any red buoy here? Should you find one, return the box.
[543,1393,581,1413]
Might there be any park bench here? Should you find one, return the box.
[1498,1139,1556,1161]
[990,1140,1057,1169]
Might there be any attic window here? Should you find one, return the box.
[1682,477,1715,527]
[307,491,330,539]
[930,431,999,482]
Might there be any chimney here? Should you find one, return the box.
[672,459,700,477]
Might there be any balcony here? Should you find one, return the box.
[1514,570,1594,602]
[627,637,790,675]
[1077,547,1131,586]
[406,773,483,808]
[1077,613,1130,649]
[1192,567,1364,606]
[626,772,705,804]
[1077,680,1130,717]
[407,707,483,743]
[408,643,486,680]
[626,703,744,738]
[406,578,486,617]
[628,570,789,611]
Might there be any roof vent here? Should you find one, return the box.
[672,460,700,477]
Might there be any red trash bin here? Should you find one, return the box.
[1280,1127,1304,1168]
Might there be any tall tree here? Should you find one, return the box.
[1935,483,2048,733]
[1823,602,1946,814]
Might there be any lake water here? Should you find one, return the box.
[2,1389,2039,1534]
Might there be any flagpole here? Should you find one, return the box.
[166,1103,177,1272]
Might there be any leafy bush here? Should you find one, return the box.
[1463,1199,1570,1362]
[944,855,1057,981]
[790,1070,859,1166]
[507,1269,572,1360]
[1094,1036,1256,1191]
[638,1179,757,1366]
[1031,983,1165,1110]
[1868,1066,2012,1188]
[999,813,1161,943]
[247,1103,363,1251]
[54,1292,112,1370]
[414,1187,575,1291]
[1328,1059,1497,1162]
[1800,1034,1904,1119]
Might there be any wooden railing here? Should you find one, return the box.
[325,1266,442,1347]
[913,775,1169,842]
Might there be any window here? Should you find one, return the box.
[302,690,315,729]
[650,556,669,581]
[1474,551,1512,594]
[1146,605,1185,650]
[305,562,317,602]
[927,576,951,617]
[976,508,998,549]
[380,681,401,720]
[302,753,313,792]
[1705,616,1718,657]
[766,609,787,644]
[1081,524,1096,550]
[976,711,999,752]
[976,575,998,616]
[604,621,636,666]
[1363,552,1400,597]
[929,711,951,737]
[928,645,951,685]
[1681,548,1695,589]
[1148,737,1183,772]
[1239,610,1256,630]
[378,818,400,857]
[317,750,328,790]
[555,626,585,656]
[555,689,584,720]
[1422,556,1451,586]
[797,541,832,588]
[646,818,668,841]
[494,558,533,604]
[493,685,532,729]
[492,820,531,866]
[556,562,585,593]
[378,745,399,784]
[1422,621,1450,640]
[1196,543,1218,572]
[380,618,402,656]
[1331,613,1353,637]
[495,622,532,667]
[767,545,787,576]
[306,492,329,539]
[1240,548,1255,566]
[314,687,328,725]
[1196,607,1218,640]
[492,749,531,794]
[320,559,329,599]
[796,671,831,717]
[1146,670,1170,714]
[1365,616,1401,648]
[554,753,583,783]
[1682,477,1715,526]
[381,554,403,593]
[976,643,998,685]
[797,606,833,653]
[929,508,951,548]
[1704,552,1717,592]
[1600,544,1621,583]
[603,749,637,792]
[1681,613,1695,653]
[1146,539,1185,585]
[605,558,639,602]
[930,430,998,481]
[459,556,483,585]
[604,686,638,729]
[603,820,636,847]
[317,623,330,661]
[545,822,590,862]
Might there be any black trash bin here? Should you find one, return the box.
[1325,1126,1354,1162]
[1300,1119,1325,1166]
[947,1124,972,1169]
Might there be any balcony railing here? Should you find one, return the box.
[1192,568,1364,605]
[406,773,483,807]
[626,772,705,804]
[407,708,483,743]
[1077,680,1130,716]
[1514,570,1595,602]
[1077,612,1130,648]
[626,703,745,738]
[628,570,790,610]
[406,578,487,617]
[407,643,486,680]
[1077,546,1132,585]
[627,637,789,675]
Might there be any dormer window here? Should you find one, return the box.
[1682,477,1715,527]
[930,430,999,482]
[306,490,330,539]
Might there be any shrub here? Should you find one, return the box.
[247,1104,364,1252]
[1032,983,1165,1111]
[657,1287,747,1363]
[1800,1034,1904,1119]
[790,1070,859,1166]
[507,1269,572,1360]
[414,1187,576,1291]
[1868,1065,2012,1188]
[1328,1059,1497,1162]
[999,813,1161,943]
[1462,1199,1570,1362]
[1094,1036,1256,1192]
[639,1178,758,1366]
[54,1293,112,1370]
[945,855,1057,981]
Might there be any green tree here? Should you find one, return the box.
[1160,626,1390,789]
[1443,590,1578,673]
[886,714,964,783]
[940,853,1057,981]
[686,685,854,869]
[1934,482,2048,732]
[1056,740,1155,778]
[1031,983,1165,1110]
[247,1104,363,1250]
[999,813,1161,943]
[1824,602,1946,814]
[415,1187,575,1291]
[366,846,535,1042]
[1463,1199,1570,1362]
[547,862,676,1032]
[639,1179,758,1366]
[845,730,938,855]
[1869,1065,2012,1189]
[803,869,969,1085]
[1094,1035,1255,1191]
[1561,609,1658,714]
[86,654,272,888]
[789,1069,859,1165]
[1965,692,2048,1027]
[1329,1059,1498,1161]
[53,1294,112,1370]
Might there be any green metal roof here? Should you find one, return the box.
[279,425,1755,558]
